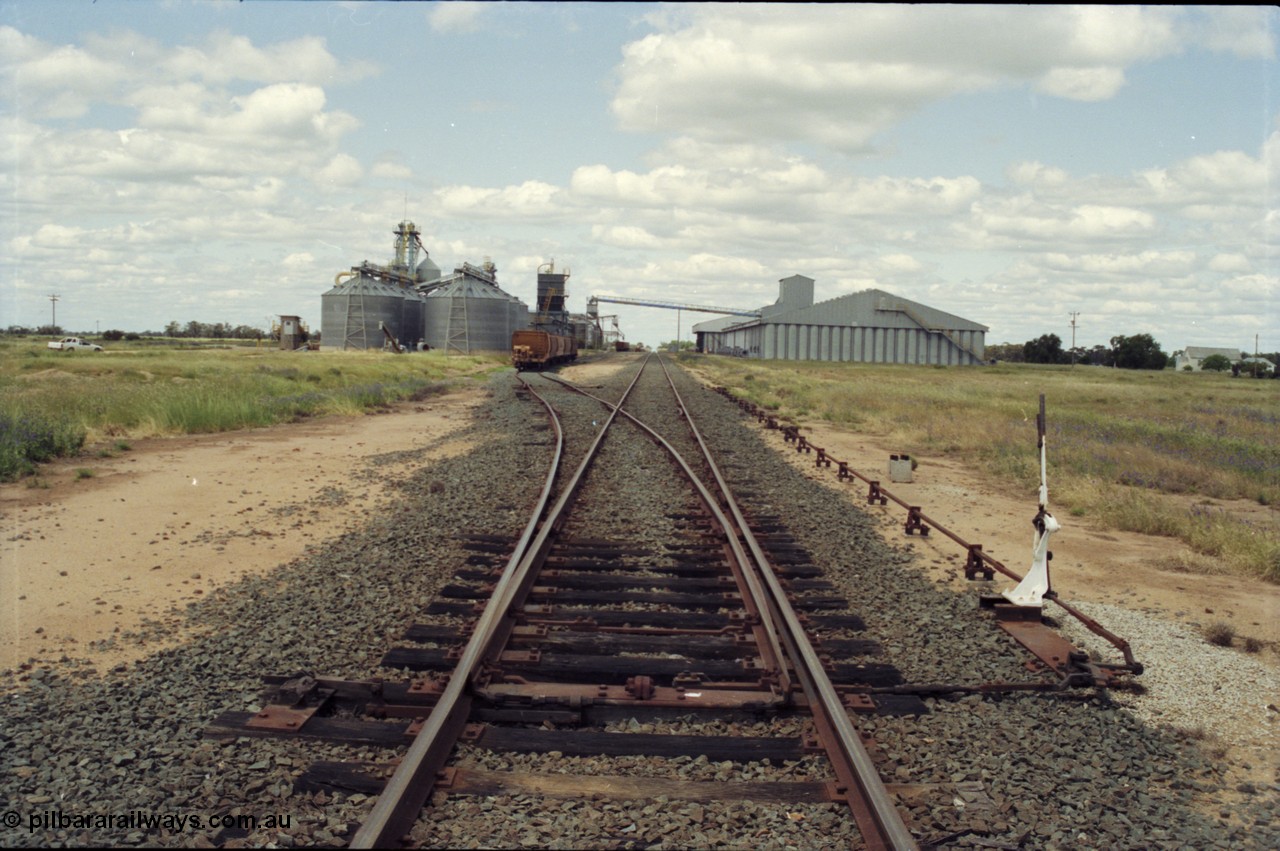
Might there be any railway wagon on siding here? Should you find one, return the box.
[512,329,579,370]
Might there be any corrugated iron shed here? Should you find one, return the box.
[695,277,987,365]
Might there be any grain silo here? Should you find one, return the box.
[321,272,411,351]
[321,220,439,351]
[420,260,530,353]
[509,293,531,339]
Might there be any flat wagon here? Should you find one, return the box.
[512,329,579,371]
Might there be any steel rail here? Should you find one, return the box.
[466,359,653,696]
[652,357,918,851]
[537,371,795,696]
[354,360,654,847]
[547,359,917,851]
[351,372,581,848]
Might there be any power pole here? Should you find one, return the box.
[1068,311,1080,366]
[48,294,60,330]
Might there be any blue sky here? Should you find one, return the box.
[2,2,1277,353]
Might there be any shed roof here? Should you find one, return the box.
[1184,346,1240,360]
[693,285,987,335]
[770,288,988,332]
[692,313,755,334]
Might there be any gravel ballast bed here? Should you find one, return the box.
[1,359,1276,849]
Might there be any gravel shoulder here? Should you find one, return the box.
[0,391,486,671]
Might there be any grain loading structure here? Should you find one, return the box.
[322,220,531,353]
[320,221,442,351]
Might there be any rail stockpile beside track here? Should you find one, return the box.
[5,355,1277,850]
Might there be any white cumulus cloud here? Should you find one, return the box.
[611,5,1193,151]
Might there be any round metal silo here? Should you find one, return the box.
[421,286,450,352]
[466,283,513,352]
[422,273,528,354]
[416,254,442,284]
[509,295,531,336]
[320,274,407,350]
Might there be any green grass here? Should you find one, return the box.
[0,339,508,481]
[0,409,86,480]
[685,356,1280,582]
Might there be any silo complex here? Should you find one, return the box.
[320,221,442,350]
[322,221,530,353]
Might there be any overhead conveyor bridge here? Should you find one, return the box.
[587,295,761,318]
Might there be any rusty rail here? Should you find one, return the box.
[715,387,1143,676]
[351,367,646,847]
[539,366,795,701]
[548,360,918,851]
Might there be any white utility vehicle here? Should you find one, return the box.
[46,337,103,352]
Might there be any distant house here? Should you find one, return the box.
[1176,346,1240,371]
[1241,356,1276,374]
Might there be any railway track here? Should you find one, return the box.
[208,353,1141,849]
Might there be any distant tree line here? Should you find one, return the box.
[6,325,69,337]
[163,320,266,340]
[4,320,271,341]
[987,333,1278,375]
[3,324,140,339]
[1207,355,1278,378]
[987,332,1170,369]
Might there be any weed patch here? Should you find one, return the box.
[0,410,86,481]
[1203,622,1235,647]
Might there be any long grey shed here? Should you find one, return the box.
[694,275,987,365]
